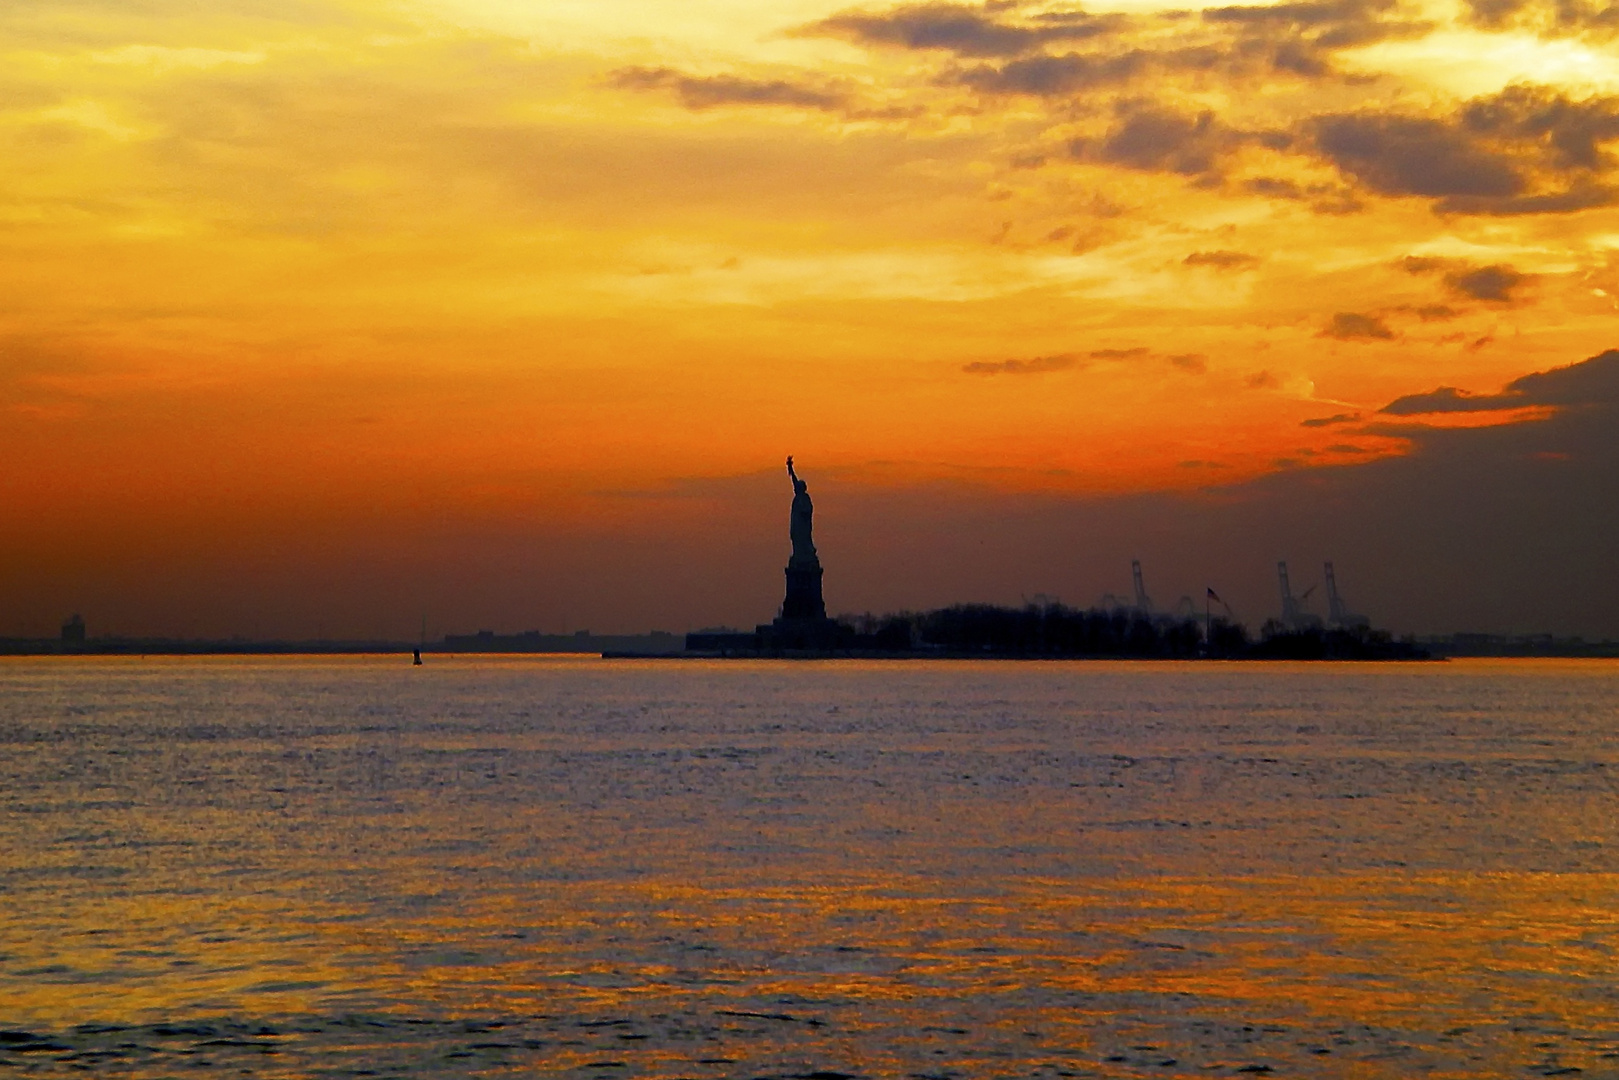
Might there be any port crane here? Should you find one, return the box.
[1324,562,1369,629]
[1277,561,1324,632]
[1131,559,1153,615]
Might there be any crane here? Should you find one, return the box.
[1324,562,1370,629]
[1278,561,1323,632]
[1131,559,1153,615]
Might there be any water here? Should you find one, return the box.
[1,657,1617,1077]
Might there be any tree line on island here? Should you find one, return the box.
[867,603,1420,659]
[695,601,1425,660]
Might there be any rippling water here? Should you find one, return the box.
[2,656,1617,1077]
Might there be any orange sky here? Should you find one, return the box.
[2,0,1617,636]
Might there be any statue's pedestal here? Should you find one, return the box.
[756,556,850,651]
[758,616,850,651]
[782,560,826,620]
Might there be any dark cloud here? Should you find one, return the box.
[1241,176,1364,214]
[1310,89,1619,214]
[1459,0,1619,32]
[1503,347,1619,404]
[1460,0,1532,25]
[1445,263,1527,302]
[1323,312,1394,339]
[1402,256,1531,303]
[954,50,1145,95]
[1204,0,1377,29]
[1461,85,1619,171]
[1382,349,1619,413]
[963,346,1156,374]
[1300,411,1360,426]
[1184,249,1260,269]
[1204,0,1431,55]
[1312,113,1524,199]
[609,67,846,111]
[1076,106,1255,179]
[1168,352,1208,373]
[811,0,1419,99]
[1400,255,1447,274]
[1199,0,1431,84]
[801,2,1122,57]
[1380,386,1515,414]
[1246,369,1281,388]
[963,352,1082,374]
[1436,184,1614,215]
[1245,176,1305,199]
[950,36,1329,99]
[1552,0,1619,31]
[1262,40,1333,77]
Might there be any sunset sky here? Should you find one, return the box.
[3,0,1617,638]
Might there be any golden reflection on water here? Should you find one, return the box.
[8,869,1619,1074]
[2,658,1618,1076]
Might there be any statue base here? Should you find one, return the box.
[782,561,826,620]
[756,616,852,651]
[753,557,851,650]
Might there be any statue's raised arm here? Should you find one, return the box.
[786,455,798,486]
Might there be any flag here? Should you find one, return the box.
[1206,587,1222,603]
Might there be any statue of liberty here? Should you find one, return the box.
[786,455,817,567]
[779,455,827,621]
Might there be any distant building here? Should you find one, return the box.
[61,614,86,645]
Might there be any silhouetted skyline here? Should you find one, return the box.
[5,348,1616,642]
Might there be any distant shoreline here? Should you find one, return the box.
[660,639,1619,661]
[0,635,676,658]
[2,640,1615,660]
[609,650,1446,662]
